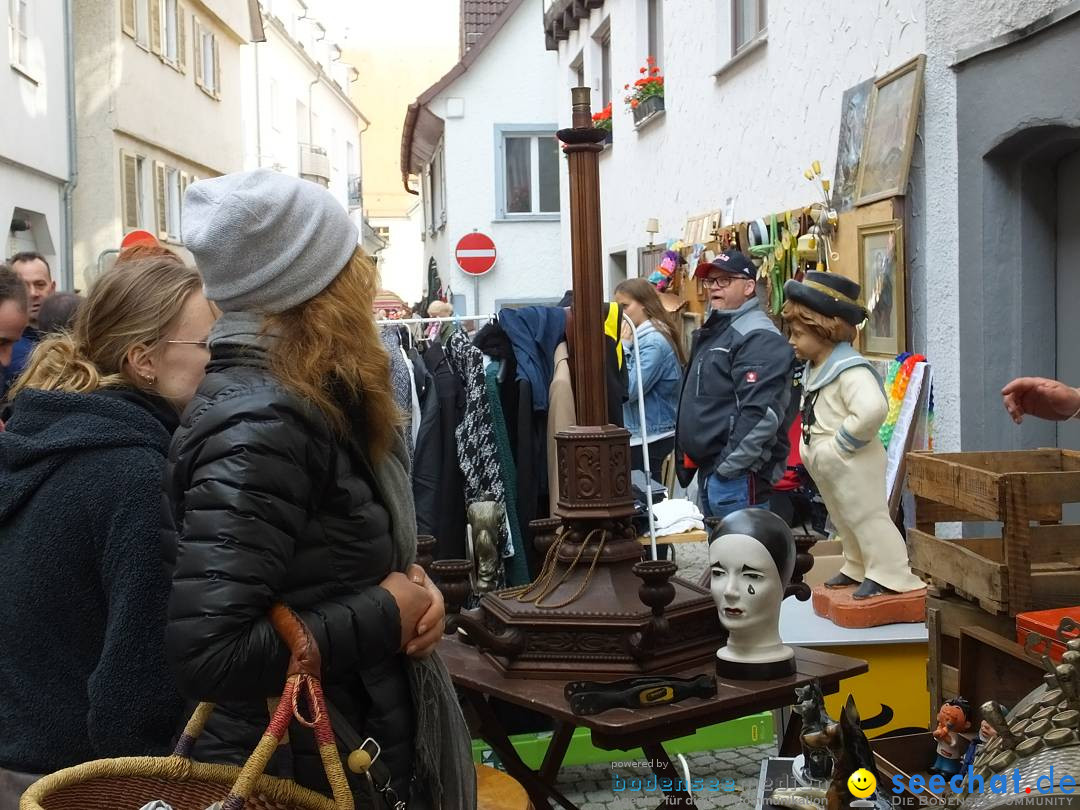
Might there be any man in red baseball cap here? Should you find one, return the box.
[675,249,796,520]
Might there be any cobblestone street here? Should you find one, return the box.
[557,742,777,809]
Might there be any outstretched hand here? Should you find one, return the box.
[1001,377,1080,424]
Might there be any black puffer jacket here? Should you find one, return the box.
[164,346,414,802]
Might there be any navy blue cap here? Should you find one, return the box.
[694,249,756,280]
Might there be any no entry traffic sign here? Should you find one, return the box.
[455,232,497,276]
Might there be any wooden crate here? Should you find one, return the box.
[875,625,1047,798]
[924,594,1015,729]
[906,448,1080,615]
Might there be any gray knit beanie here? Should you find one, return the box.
[181,168,359,313]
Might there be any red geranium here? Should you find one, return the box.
[623,58,664,111]
[591,102,613,131]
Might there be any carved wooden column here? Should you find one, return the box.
[560,86,609,425]
[442,88,726,678]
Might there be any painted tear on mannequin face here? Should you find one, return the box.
[710,533,782,631]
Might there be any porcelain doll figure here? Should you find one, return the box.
[709,509,796,679]
[781,272,925,599]
[930,697,972,776]
[961,718,995,774]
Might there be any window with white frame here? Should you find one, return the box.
[732,0,766,54]
[598,27,612,108]
[570,51,584,89]
[646,0,663,68]
[427,143,446,233]
[193,17,220,98]
[135,0,149,47]
[496,128,560,219]
[165,167,181,240]
[122,0,185,71]
[8,0,29,70]
[161,0,180,66]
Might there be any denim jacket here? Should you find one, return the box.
[623,320,681,443]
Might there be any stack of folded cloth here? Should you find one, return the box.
[650,499,705,537]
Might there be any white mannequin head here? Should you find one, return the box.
[708,510,795,666]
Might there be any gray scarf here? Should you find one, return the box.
[210,311,477,809]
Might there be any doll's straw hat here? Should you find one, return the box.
[783,271,868,327]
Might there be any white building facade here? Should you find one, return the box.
[71,0,251,289]
[547,0,925,294]
[402,0,566,315]
[242,1,368,241]
[2,0,73,287]
[544,0,1080,454]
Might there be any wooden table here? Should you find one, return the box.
[441,636,867,810]
[637,529,708,545]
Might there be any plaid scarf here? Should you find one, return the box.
[443,329,513,560]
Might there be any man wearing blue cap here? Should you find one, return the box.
[675,250,795,519]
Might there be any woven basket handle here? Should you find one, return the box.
[172,604,355,810]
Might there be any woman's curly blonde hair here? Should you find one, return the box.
[264,248,401,461]
[9,255,200,398]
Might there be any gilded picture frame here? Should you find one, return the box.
[854,55,926,206]
[858,219,906,358]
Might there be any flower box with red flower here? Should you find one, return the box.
[591,102,614,143]
[624,57,665,126]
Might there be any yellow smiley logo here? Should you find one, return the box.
[847,768,876,798]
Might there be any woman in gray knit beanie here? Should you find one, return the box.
[164,169,476,809]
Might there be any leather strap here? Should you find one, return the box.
[270,604,322,678]
[324,697,402,809]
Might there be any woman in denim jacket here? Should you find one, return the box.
[615,278,687,476]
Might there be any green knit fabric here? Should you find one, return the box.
[485,362,530,585]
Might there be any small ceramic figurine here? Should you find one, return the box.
[961,717,996,774]
[782,272,925,599]
[798,695,881,810]
[709,509,796,679]
[467,495,504,595]
[794,680,834,781]
[930,697,972,777]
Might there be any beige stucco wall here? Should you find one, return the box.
[72,0,246,289]
[345,0,458,220]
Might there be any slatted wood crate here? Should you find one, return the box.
[906,448,1080,616]
[924,594,1015,728]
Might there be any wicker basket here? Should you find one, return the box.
[21,606,357,810]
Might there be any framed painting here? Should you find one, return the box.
[858,219,906,358]
[855,55,926,206]
[830,77,875,213]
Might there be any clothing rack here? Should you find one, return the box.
[375,314,495,326]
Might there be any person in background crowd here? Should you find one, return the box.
[0,256,213,809]
[166,169,474,809]
[0,266,30,404]
[426,298,454,342]
[10,252,54,330]
[615,278,686,477]
[675,250,796,519]
[6,253,55,381]
[1002,377,1080,424]
[36,292,83,335]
